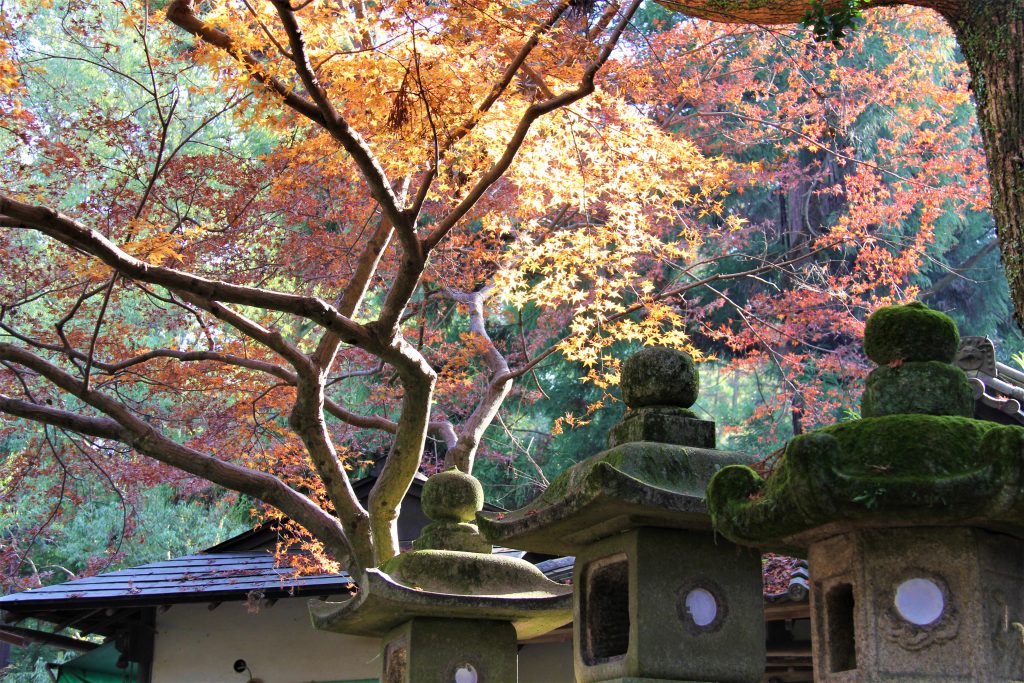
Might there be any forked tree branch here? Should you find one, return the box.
[0,344,356,568]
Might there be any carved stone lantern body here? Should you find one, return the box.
[810,527,1024,681]
[708,303,1024,682]
[480,347,765,683]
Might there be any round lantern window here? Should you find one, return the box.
[454,664,478,683]
[894,578,945,626]
[684,588,718,627]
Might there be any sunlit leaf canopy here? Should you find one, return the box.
[0,0,1002,577]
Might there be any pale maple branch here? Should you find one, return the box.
[0,196,371,347]
[313,175,409,371]
[0,343,355,568]
[443,286,513,472]
[424,0,645,251]
[81,275,117,393]
[408,0,575,218]
[174,291,373,562]
[266,0,413,245]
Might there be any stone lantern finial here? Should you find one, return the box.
[860,302,974,418]
[413,467,490,554]
[609,346,715,448]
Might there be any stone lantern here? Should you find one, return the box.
[707,302,1024,681]
[479,347,765,683]
[311,468,572,683]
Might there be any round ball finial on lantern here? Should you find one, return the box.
[413,468,491,554]
[620,346,699,409]
[421,467,485,523]
[863,302,960,365]
[608,347,714,448]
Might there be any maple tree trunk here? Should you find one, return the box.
[948,1,1024,326]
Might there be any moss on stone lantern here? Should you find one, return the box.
[479,346,765,683]
[707,303,1024,681]
[310,469,571,683]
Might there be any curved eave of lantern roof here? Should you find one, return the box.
[308,564,572,640]
[477,440,757,556]
[706,413,1024,554]
[708,306,1024,554]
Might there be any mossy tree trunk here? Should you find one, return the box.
[949,1,1024,326]
[660,0,1024,326]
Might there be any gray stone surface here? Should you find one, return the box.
[381,617,517,683]
[808,527,1024,682]
[607,407,715,448]
[574,527,764,683]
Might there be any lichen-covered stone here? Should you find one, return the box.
[706,415,1024,551]
[572,528,764,683]
[412,521,491,554]
[379,618,518,683]
[420,467,484,522]
[863,302,960,365]
[607,406,714,448]
[861,361,974,418]
[620,346,699,408]
[478,440,756,555]
[379,549,561,597]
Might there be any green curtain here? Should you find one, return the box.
[56,669,134,683]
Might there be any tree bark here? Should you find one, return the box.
[948,1,1024,326]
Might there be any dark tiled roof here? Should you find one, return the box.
[956,336,1024,425]
[0,552,353,611]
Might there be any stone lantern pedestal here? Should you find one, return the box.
[707,303,1024,682]
[479,347,765,683]
[311,469,572,683]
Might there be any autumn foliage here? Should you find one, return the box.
[0,0,996,582]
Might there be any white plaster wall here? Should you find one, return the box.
[152,599,381,683]
[152,598,575,683]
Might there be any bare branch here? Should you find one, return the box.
[0,196,371,347]
[0,344,356,567]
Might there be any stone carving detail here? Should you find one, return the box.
[956,336,998,376]
[989,589,1024,674]
[879,573,959,652]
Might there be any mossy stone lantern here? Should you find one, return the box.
[311,468,572,683]
[707,302,1024,681]
[479,347,765,683]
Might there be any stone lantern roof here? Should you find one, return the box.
[706,302,1024,553]
[311,468,571,641]
[478,346,757,555]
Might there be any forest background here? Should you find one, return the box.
[0,0,1016,677]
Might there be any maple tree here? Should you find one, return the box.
[0,0,753,576]
[0,0,1003,587]
[625,7,997,446]
[658,0,1024,332]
